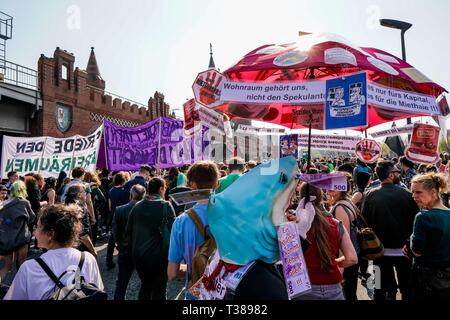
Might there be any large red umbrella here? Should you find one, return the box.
[214,33,446,130]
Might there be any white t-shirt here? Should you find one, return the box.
[4,248,104,300]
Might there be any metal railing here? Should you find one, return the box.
[0,59,37,90]
[0,11,13,40]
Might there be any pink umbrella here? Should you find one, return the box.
[215,33,447,130]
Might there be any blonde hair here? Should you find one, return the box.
[10,180,28,199]
[412,173,448,193]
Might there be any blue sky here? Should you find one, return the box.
[2,0,449,132]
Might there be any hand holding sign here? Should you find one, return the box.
[295,197,316,239]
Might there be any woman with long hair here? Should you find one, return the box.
[0,181,35,284]
[327,172,361,301]
[41,177,56,206]
[64,184,97,258]
[287,183,357,300]
[404,173,450,300]
[83,172,106,246]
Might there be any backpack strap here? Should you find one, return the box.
[334,200,358,222]
[35,257,65,289]
[78,251,85,271]
[186,208,208,239]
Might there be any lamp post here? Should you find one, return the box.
[379,19,412,61]
[380,19,413,137]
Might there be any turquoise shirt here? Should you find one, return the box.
[215,173,241,194]
[412,208,450,265]
[176,172,186,187]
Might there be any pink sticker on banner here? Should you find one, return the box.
[355,139,381,163]
[277,222,311,299]
[405,123,440,164]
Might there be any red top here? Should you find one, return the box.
[304,216,342,285]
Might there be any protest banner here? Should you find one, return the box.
[405,123,440,164]
[1,125,103,178]
[370,124,414,139]
[235,124,285,135]
[103,118,210,171]
[192,70,445,132]
[297,134,360,152]
[367,82,441,115]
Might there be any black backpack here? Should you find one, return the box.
[35,252,107,300]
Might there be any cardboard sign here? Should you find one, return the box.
[279,134,298,159]
[405,123,440,164]
[168,189,213,206]
[325,72,368,130]
[296,173,348,191]
[192,69,224,109]
[277,222,312,299]
[355,139,381,163]
[183,98,201,135]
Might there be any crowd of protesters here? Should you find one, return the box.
[0,151,450,300]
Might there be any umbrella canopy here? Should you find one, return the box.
[215,33,446,130]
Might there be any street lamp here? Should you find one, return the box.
[379,19,412,61]
[380,19,413,133]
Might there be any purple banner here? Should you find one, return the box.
[103,118,209,171]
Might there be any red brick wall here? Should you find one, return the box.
[34,47,172,137]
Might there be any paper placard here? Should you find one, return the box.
[296,173,348,191]
[277,222,312,299]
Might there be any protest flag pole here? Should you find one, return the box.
[68,133,79,179]
[306,110,313,173]
[37,137,48,175]
[103,127,108,170]
[157,117,162,174]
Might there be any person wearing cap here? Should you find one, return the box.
[361,160,419,301]
[215,157,245,194]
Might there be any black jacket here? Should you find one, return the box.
[361,183,419,248]
[126,199,175,266]
[112,201,137,252]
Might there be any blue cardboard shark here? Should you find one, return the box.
[207,156,299,265]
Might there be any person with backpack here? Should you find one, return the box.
[361,160,419,300]
[4,204,104,300]
[328,172,360,300]
[127,177,176,300]
[167,161,220,297]
[0,181,35,284]
[83,172,106,246]
[289,182,358,300]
